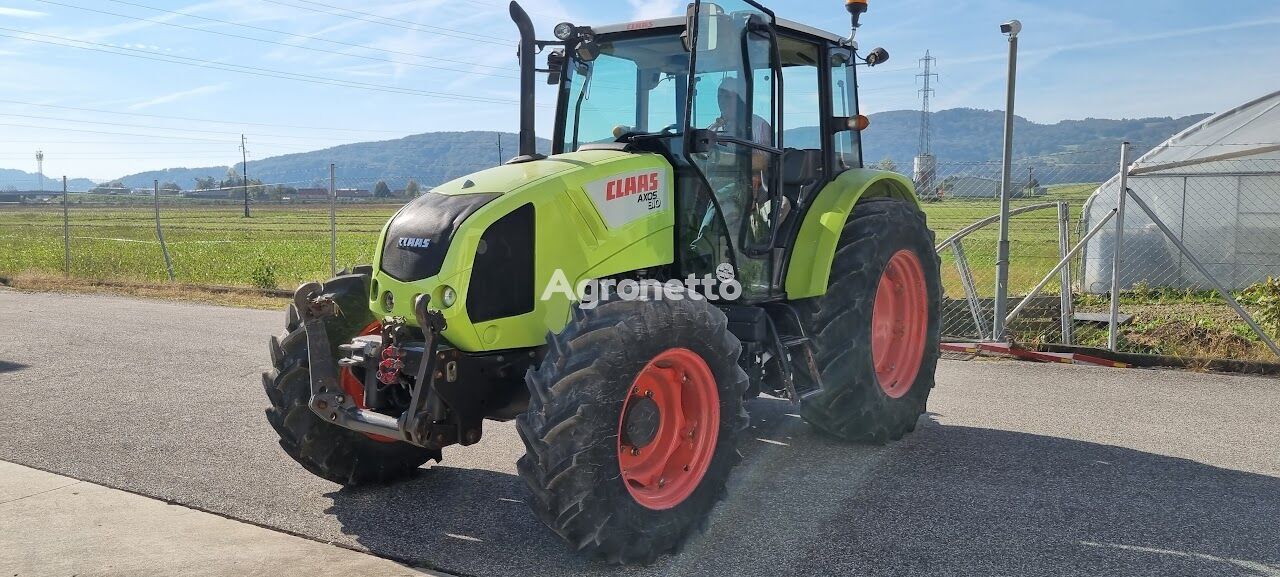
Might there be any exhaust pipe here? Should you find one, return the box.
[509,2,542,161]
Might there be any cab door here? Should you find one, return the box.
[681,0,784,300]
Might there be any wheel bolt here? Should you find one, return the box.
[644,390,654,398]
[658,477,666,488]
[683,465,690,471]
[631,447,640,456]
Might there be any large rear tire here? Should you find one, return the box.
[794,198,941,442]
[263,273,440,485]
[516,298,749,564]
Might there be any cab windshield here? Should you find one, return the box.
[558,33,689,153]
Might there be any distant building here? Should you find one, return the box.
[181,189,232,199]
[942,176,1043,199]
[295,187,371,199]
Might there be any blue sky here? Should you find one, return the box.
[1,0,1278,180]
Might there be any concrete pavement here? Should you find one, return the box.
[0,460,445,577]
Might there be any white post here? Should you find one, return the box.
[1057,201,1074,344]
[1108,142,1131,350]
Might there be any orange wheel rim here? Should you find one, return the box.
[340,321,397,443]
[871,250,928,399]
[617,348,720,510]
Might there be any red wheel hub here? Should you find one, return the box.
[617,348,720,510]
[871,250,928,399]
[340,321,397,443]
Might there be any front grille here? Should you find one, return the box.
[379,192,500,282]
[467,203,535,323]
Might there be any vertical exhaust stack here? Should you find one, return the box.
[509,2,543,162]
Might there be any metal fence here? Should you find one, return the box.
[931,144,1280,364]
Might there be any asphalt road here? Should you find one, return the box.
[1,289,1278,577]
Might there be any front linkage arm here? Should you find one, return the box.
[293,283,446,446]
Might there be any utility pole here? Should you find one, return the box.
[1028,166,1034,196]
[913,51,938,198]
[240,134,250,218]
[497,133,503,165]
[916,51,937,157]
[62,176,69,276]
[36,150,44,193]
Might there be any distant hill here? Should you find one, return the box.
[0,168,95,192]
[111,110,1211,189]
[117,132,548,190]
[858,108,1211,183]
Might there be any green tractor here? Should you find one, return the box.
[264,0,940,563]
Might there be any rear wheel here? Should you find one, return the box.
[263,273,439,485]
[516,298,749,564]
[794,198,941,442]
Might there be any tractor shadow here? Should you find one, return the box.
[325,397,1280,577]
[0,360,28,374]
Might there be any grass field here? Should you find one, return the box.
[0,184,1100,292]
[0,202,398,287]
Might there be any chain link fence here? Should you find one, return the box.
[928,143,1280,364]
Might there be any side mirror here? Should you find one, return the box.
[865,47,889,67]
[546,49,564,85]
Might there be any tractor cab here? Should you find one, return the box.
[535,0,883,300]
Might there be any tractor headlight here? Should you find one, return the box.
[441,285,458,308]
[554,22,575,41]
[381,291,395,312]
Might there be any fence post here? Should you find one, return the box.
[1057,201,1074,344]
[153,180,176,281]
[950,239,989,340]
[62,176,69,277]
[329,164,337,277]
[1108,141,1130,350]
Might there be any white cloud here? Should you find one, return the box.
[128,84,227,110]
[0,6,45,18]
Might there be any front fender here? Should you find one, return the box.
[784,169,919,299]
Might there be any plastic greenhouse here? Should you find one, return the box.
[1081,90,1280,293]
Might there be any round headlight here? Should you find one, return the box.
[381,291,395,312]
[553,22,575,41]
[441,285,457,308]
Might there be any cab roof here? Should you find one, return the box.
[592,16,845,45]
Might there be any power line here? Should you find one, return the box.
[0,98,408,134]
[100,0,514,71]
[0,28,524,106]
[0,112,384,142]
[32,0,517,79]
[260,0,514,46]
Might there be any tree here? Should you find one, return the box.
[373,180,391,198]
[160,182,181,193]
[195,176,218,190]
[875,156,898,173]
[405,179,421,197]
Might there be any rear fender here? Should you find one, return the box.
[784,169,919,299]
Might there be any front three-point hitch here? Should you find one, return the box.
[293,283,451,448]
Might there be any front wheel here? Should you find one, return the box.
[795,197,942,442]
[516,298,749,564]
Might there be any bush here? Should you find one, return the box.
[249,259,278,290]
[1240,277,1280,336]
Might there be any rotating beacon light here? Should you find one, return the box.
[846,0,868,43]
